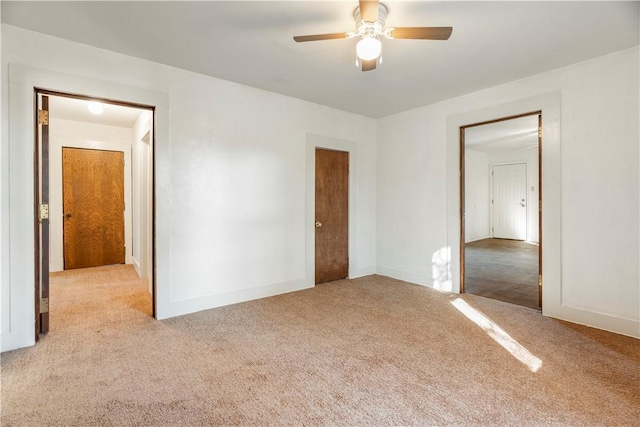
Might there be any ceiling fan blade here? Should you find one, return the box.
[390,27,453,40]
[359,0,380,22]
[362,59,377,72]
[293,33,349,42]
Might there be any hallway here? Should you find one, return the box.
[465,238,539,309]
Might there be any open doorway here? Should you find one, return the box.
[35,91,155,337]
[460,112,542,309]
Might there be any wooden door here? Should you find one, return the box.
[315,148,349,284]
[63,147,125,269]
[492,163,527,240]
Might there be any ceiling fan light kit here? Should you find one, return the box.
[293,0,453,72]
[356,37,382,61]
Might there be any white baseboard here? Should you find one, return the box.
[544,304,640,339]
[158,278,313,320]
[1,329,36,353]
[375,265,431,287]
[131,257,141,277]
[464,235,491,244]
[349,264,376,278]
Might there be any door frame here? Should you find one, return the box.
[305,135,357,285]
[34,88,157,338]
[314,147,350,284]
[34,94,50,336]
[490,162,528,240]
[459,111,542,308]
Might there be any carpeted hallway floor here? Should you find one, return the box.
[1,265,638,425]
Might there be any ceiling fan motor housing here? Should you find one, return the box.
[354,2,388,35]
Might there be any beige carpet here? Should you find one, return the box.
[1,265,638,426]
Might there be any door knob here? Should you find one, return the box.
[315,221,322,228]
[65,212,72,219]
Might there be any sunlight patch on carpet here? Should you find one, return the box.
[451,298,543,372]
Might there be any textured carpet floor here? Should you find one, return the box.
[1,265,638,426]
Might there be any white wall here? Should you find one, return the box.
[488,146,539,243]
[49,118,134,272]
[131,111,153,291]
[1,25,377,351]
[378,47,639,337]
[464,149,490,243]
[1,24,637,350]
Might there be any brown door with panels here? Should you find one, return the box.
[315,148,349,284]
[63,147,125,269]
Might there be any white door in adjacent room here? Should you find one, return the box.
[492,163,527,240]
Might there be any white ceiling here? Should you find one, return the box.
[2,1,638,118]
[465,114,538,153]
[48,96,145,128]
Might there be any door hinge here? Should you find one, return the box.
[538,127,542,138]
[538,274,542,287]
[38,109,49,126]
[40,298,49,314]
[39,204,49,220]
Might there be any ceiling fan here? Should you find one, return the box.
[293,0,453,72]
